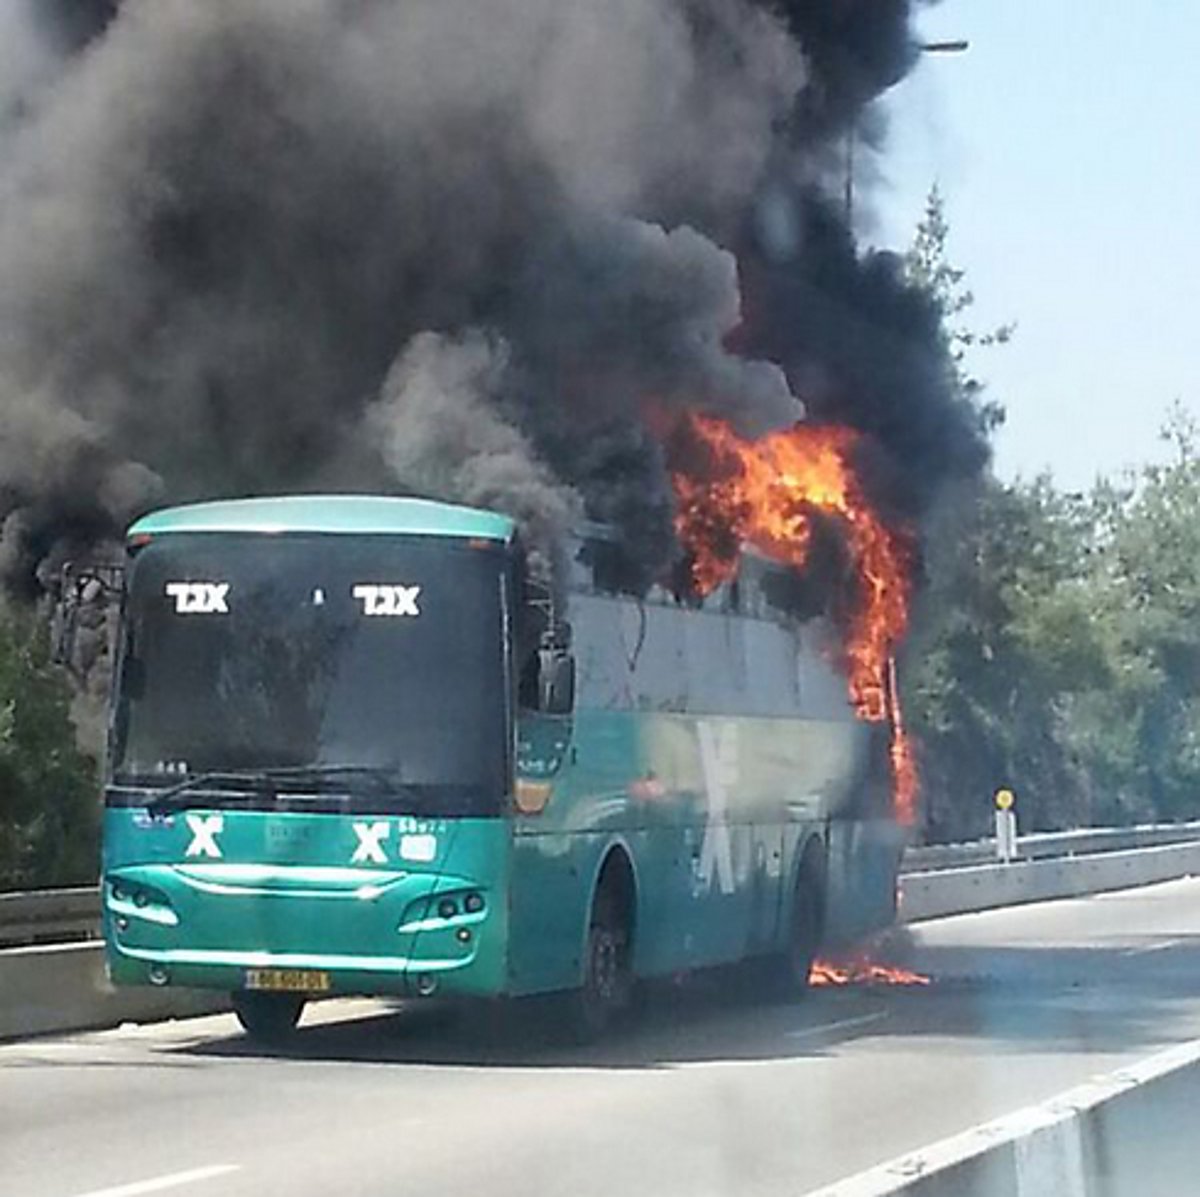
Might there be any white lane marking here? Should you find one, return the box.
[787,1012,888,1041]
[70,1164,241,1197]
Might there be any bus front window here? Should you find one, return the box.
[111,534,509,815]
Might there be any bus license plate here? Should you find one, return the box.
[244,968,331,993]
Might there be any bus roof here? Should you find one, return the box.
[127,495,517,542]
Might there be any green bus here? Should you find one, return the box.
[96,495,904,1040]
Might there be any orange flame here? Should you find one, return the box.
[810,955,931,987]
[887,658,919,827]
[671,414,918,824]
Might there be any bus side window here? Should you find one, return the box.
[518,649,540,710]
[512,545,574,716]
[513,548,549,711]
[537,641,575,715]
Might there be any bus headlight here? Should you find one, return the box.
[107,881,179,927]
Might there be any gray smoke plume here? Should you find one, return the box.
[0,2,57,133]
[368,331,580,580]
[0,0,985,620]
[0,0,814,598]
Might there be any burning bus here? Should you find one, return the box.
[92,425,913,1042]
[2,13,984,1037]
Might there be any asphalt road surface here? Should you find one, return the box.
[5,878,1200,1197]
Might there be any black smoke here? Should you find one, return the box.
[0,0,984,609]
[34,0,119,53]
[769,0,917,136]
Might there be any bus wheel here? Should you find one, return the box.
[231,992,305,1043]
[564,884,633,1042]
[779,857,824,999]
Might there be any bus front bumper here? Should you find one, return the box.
[102,862,506,999]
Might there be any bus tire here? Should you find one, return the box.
[776,851,825,1000]
[561,865,635,1042]
[231,992,305,1043]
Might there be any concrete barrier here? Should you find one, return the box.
[0,942,227,1041]
[0,886,99,947]
[811,1037,1200,1196]
[903,820,1200,872]
[899,841,1200,923]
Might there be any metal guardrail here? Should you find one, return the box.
[0,887,100,948]
[903,821,1200,872]
[4,821,1200,949]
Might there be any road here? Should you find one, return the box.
[5,878,1200,1197]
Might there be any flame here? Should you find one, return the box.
[810,955,931,987]
[671,414,918,824]
[887,657,919,827]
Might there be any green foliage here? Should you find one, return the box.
[906,479,1099,838]
[0,614,99,890]
[902,190,1200,840]
[907,412,1200,840]
[905,184,1013,434]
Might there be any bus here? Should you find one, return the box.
[93,494,905,1041]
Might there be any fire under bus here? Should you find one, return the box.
[91,495,906,1041]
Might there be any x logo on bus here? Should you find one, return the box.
[697,722,737,896]
[166,581,230,614]
[351,821,439,865]
[185,813,224,859]
[351,821,389,863]
[352,584,421,617]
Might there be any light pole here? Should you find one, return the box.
[843,39,970,224]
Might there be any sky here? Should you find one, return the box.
[874,1,1200,491]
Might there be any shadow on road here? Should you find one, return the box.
[170,968,896,1069]
[167,931,1200,1071]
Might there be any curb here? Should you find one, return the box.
[899,842,1200,922]
[808,1037,1200,1196]
[0,942,227,1041]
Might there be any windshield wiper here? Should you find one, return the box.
[249,764,402,788]
[143,771,278,815]
[257,765,428,805]
[141,764,405,815]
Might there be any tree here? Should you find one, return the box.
[901,190,1200,839]
[906,477,1109,839]
[0,613,99,890]
[905,184,1013,435]
[1077,405,1200,823]
[907,404,1200,840]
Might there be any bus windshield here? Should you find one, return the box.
[110,533,510,814]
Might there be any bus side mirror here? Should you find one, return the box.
[538,651,576,716]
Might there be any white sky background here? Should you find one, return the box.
[873,0,1200,491]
